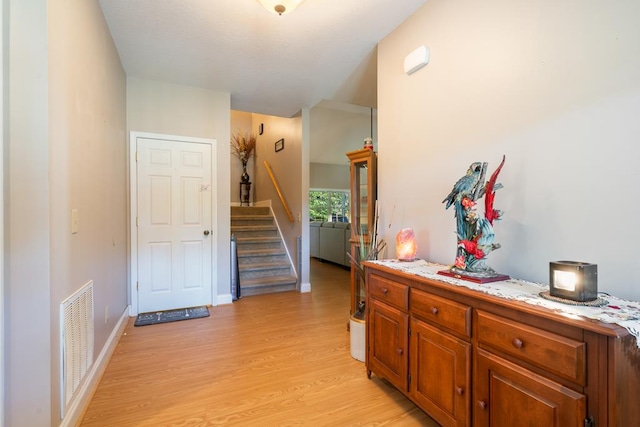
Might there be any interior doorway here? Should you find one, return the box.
[130,132,217,314]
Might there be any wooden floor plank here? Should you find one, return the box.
[80,259,439,426]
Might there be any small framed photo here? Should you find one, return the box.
[275,138,284,152]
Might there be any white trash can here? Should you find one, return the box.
[349,315,366,362]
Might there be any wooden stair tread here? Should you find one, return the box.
[238,248,286,256]
[230,215,273,220]
[239,261,291,271]
[235,236,280,243]
[240,275,297,286]
[231,225,277,231]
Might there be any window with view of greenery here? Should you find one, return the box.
[309,190,350,222]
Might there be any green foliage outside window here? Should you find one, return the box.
[309,190,350,222]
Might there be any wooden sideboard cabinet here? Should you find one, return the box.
[364,262,640,427]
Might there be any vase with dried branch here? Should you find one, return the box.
[347,201,386,319]
[230,130,257,183]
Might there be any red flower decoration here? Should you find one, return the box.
[458,239,486,259]
[461,197,476,209]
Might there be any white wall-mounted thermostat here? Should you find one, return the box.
[404,45,430,75]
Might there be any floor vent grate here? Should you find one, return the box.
[60,280,94,418]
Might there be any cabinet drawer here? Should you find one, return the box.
[369,274,409,311]
[411,289,471,338]
[476,311,586,385]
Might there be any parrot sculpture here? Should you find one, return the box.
[442,162,485,236]
[442,157,507,276]
[484,155,506,225]
[442,162,484,209]
[455,218,500,271]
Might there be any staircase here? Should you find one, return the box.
[231,206,297,296]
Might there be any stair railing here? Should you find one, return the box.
[264,160,294,223]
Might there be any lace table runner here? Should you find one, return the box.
[371,259,640,348]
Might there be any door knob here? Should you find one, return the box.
[204,230,210,236]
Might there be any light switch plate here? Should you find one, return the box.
[71,209,79,234]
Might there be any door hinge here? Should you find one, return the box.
[408,327,411,337]
[135,151,138,162]
[408,374,411,386]
[584,417,595,427]
[136,281,139,291]
[136,217,138,227]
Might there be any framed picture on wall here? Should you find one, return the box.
[275,138,284,152]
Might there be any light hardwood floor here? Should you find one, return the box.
[80,259,438,426]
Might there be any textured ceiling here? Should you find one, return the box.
[98,0,425,118]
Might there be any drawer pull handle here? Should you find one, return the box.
[456,387,464,395]
[382,288,388,294]
[431,307,439,315]
[396,348,403,355]
[478,400,487,410]
[512,338,524,349]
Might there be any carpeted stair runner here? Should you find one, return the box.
[231,206,297,296]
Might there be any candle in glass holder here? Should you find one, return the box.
[396,228,417,261]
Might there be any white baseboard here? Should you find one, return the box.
[216,293,233,305]
[60,306,130,427]
[300,282,311,293]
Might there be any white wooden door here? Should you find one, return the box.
[136,137,213,313]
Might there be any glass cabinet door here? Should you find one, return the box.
[346,148,377,315]
[354,159,369,237]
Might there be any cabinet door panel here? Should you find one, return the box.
[475,349,586,427]
[368,299,408,391]
[411,318,470,427]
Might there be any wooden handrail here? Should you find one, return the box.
[264,160,294,223]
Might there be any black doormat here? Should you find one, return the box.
[134,306,210,327]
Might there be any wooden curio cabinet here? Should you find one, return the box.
[346,148,377,315]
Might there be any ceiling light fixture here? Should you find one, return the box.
[258,0,305,15]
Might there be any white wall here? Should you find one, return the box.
[48,0,128,422]
[309,163,349,190]
[127,78,232,300]
[1,1,5,424]
[254,113,303,284]
[310,102,376,165]
[6,0,128,425]
[6,0,50,425]
[378,0,640,300]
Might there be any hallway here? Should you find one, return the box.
[80,259,438,426]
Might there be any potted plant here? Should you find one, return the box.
[346,202,385,362]
[230,130,257,204]
[230,130,257,177]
